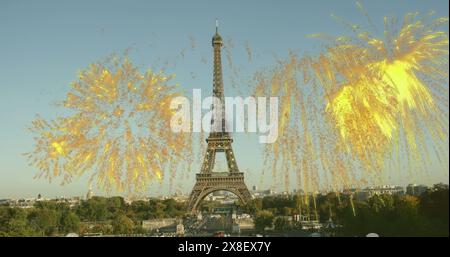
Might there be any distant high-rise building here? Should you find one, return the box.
[406,184,428,196]
[86,186,94,200]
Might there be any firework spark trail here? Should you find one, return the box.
[245,41,253,62]
[309,10,449,176]
[252,6,448,214]
[253,53,336,210]
[254,53,342,194]
[25,55,192,193]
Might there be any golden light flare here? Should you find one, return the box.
[24,55,192,193]
[252,6,448,214]
[311,10,449,172]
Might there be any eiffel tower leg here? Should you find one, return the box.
[187,183,203,213]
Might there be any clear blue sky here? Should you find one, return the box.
[0,0,448,199]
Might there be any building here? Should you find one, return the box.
[231,221,240,234]
[354,190,371,201]
[86,186,94,200]
[172,193,188,203]
[234,217,254,231]
[300,220,322,230]
[345,185,404,201]
[9,198,36,208]
[406,184,428,196]
[251,189,276,198]
[366,185,404,196]
[142,218,177,231]
[54,196,82,208]
[0,199,11,205]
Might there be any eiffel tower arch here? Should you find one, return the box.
[187,21,252,212]
[187,174,252,212]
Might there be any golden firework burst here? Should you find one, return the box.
[252,5,448,207]
[310,10,449,173]
[25,55,192,192]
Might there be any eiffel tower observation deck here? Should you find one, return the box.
[186,20,252,212]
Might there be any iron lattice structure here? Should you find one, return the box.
[186,23,252,212]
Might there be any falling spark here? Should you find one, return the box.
[24,55,192,193]
[252,5,448,215]
[189,35,196,50]
[245,41,253,62]
[310,9,449,173]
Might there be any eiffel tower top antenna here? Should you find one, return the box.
[211,17,225,133]
[215,18,219,34]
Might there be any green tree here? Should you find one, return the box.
[239,198,262,215]
[89,223,112,235]
[148,199,167,218]
[281,207,293,216]
[292,194,302,211]
[107,197,126,216]
[335,192,446,237]
[254,210,274,234]
[162,198,185,217]
[129,200,150,220]
[0,207,37,236]
[274,216,290,231]
[76,197,109,221]
[390,195,423,236]
[28,208,59,236]
[59,211,81,234]
[112,214,134,235]
[419,188,449,236]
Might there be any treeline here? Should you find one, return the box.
[0,197,186,236]
[1,187,448,236]
[243,186,449,236]
[336,187,449,236]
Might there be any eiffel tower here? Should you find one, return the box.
[187,21,252,212]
